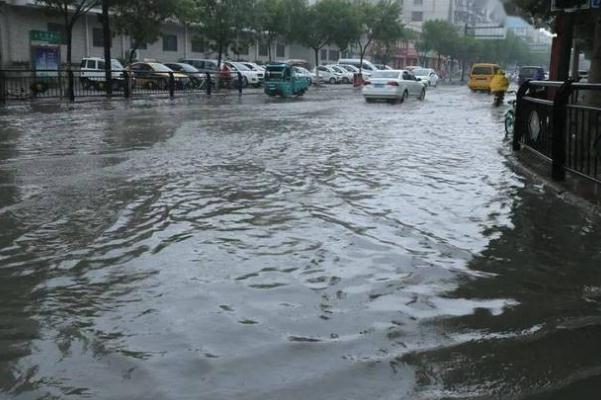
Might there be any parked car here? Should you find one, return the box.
[363,69,426,103]
[224,61,264,87]
[328,65,353,83]
[128,62,189,90]
[163,62,206,87]
[578,69,589,82]
[337,58,379,75]
[412,68,439,87]
[518,65,545,86]
[80,57,128,90]
[241,62,266,72]
[293,66,316,84]
[178,58,219,74]
[375,64,393,70]
[313,65,342,84]
[468,63,501,92]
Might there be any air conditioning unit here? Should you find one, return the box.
[551,0,590,12]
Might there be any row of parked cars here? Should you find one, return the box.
[79,57,271,90]
[79,56,443,91]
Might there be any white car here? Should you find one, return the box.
[79,57,127,89]
[363,69,426,103]
[328,65,353,84]
[224,61,264,87]
[241,62,266,73]
[293,66,316,84]
[412,68,439,87]
[313,65,342,84]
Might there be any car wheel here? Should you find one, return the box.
[400,90,408,103]
[418,88,426,101]
[242,76,249,88]
[329,77,336,84]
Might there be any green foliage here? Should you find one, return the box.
[353,0,406,71]
[112,0,182,63]
[191,0,255,65]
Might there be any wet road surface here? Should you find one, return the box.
[1,86,601,399]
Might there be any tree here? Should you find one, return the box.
[291,0,339,81]
[192,0,254,67]
[353,0,405,75]
[253,0,287,62]
[328,0,360,57]
[421,20,459,72]
[35,0,100,99]
[112,0,183,64]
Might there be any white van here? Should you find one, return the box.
[337,58,378,74]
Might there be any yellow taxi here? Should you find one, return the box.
[468,63,501,92]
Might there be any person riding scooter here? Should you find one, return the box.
[490,69,509,107]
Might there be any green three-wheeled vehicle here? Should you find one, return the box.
[264,63,310,98]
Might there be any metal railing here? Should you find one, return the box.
[513,80,601,184]
[0,68,249,104]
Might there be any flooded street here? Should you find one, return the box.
[1,86,601,399]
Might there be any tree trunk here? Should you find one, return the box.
[314,47,320,84]
[102,0,112,96]
[218,42,223,67]
[129,45,138,64]
[267,37,272,62]
[66,24,74,102]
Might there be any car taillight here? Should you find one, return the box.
[387,81,399,86]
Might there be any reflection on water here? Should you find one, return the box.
[0,88,600,399]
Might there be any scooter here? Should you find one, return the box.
[504,91,517,139]
[493,90,505,107]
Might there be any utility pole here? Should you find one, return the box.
[102,0,112,96]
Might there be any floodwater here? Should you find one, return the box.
[1,86,601,400]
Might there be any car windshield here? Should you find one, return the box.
[149,63,173,72]
[520,67,542,77]
[331,66,344,73]
[111,60,124,70]
[472,66,493,75]
[178,64,199,72]
[413,69,430,77]
[231,63,250,71]
[340,65,358,72]
[265,66,285,80]
[371,71,400,79]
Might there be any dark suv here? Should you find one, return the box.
[518,66,545,86]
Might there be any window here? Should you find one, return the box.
[191,36,205,53]
[86,60,95,69]
[92,28,104,47]
[259,43,269,57]
[162,34,178,52]
[320,49,327,61]
[131,38,147,50]
[413,0,423,5]
[47,23,67,44]
[276,43,285,58]
[329,50,339,61]
[411,11,423,21]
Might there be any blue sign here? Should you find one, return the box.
[593,0,601,8]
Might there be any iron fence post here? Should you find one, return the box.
[513,81,531,151]
[206,72,211,96]
[0,70,5,105]
[68,69,75,102]
[169,72,175,98]
[237,71,243,95]
[551,80,572,181]
[123,71,130,99]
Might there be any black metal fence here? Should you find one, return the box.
[0,68,250,104]
[513,80,601,184]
